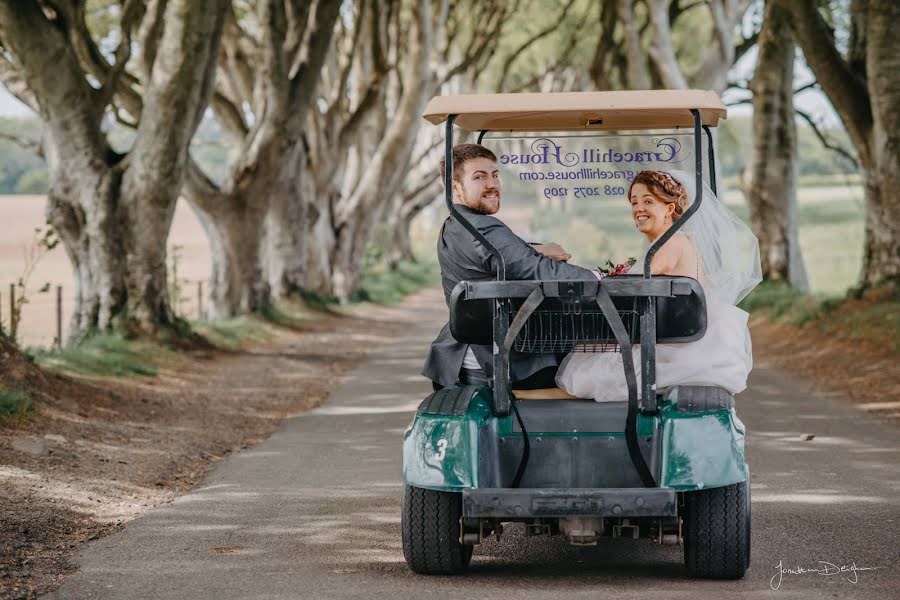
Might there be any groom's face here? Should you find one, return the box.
[453,157,501,215]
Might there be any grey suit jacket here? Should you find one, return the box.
[422,205,595,387]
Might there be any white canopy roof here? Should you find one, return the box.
[422,90,727,131]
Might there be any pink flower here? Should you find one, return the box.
[597,257,637,277]
[610,262,631,276]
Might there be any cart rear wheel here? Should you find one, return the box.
[402,484,472,575]
[683,481,750,579]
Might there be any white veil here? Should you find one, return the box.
[558,170,760,401]
[662,169,762,305]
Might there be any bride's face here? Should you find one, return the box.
[630,183,674,238]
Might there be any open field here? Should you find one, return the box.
[525,184,864,297]
[2,184,865,347]
[723,185,866,296]
[0,196,212,348]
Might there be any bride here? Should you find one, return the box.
[555,169,762,402]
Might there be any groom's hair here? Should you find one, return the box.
[440,144,497,184]
[629,171,689,221]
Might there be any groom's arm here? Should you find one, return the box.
[475,216,595,281]
[531,242,572,262]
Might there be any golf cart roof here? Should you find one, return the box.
[423,90,726,131]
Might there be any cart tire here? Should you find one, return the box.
[683,481,750,579]
[402,484,472,575]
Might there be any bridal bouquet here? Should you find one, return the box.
[597,257,636,277]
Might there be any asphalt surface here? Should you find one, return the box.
[48,288,899,599]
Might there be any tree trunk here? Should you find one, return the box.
[618,0,652,89]
[263,191,307,299]
[117,2,226,329]
[741,0,808,290]
[388,214,416,269]
[785,0,900,287]
[298,196,339,298]
[187,131,300,316]
[262,143,322,298]
[45,167,127,333]
[859,0,900,285]
[314,0,433,302]
[385,174,442,269]
[647,0,690,89]
[191,200,269,317]
[0,0,226,336]
[182,0,342,312]
[190,141,337,312]
[330,203,388,302]
[860,160,900,285]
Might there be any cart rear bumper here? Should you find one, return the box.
[462,487,677,518]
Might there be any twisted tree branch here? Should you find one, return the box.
[782,0,872,153]
[287,0,342,133]
[97,0,142,109]
[438,0,504,88]
[0,131,43,158]
[0,49,39,113]
[795,108,859,168]
[494,0,577,92]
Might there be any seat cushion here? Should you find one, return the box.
[513,388,583,400]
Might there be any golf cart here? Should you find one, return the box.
[401,91,750,579]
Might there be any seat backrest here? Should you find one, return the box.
[449,277,707,348]
[449,281,494,345]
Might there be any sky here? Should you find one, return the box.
[0,86,31,117]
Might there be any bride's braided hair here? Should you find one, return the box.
[628,170,689,221]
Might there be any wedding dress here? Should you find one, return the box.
[555,170,762,402]
[555,252,754,400]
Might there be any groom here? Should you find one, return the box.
[422,144,596,390]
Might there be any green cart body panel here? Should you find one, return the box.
[402,385,747,494]
[402,390,493,491]
[657,401,747,490]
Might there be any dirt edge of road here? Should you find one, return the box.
[749,317,899,420]
[0,289,440,600]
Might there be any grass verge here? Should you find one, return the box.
[29,259,438,378]
[0,388,32,423]
[354,259,440,304]
[193,299,319,350]
[33,332,173,377]
[740,280,899,354]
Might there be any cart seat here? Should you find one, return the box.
[449,276,707,349]
[513,388,582,400]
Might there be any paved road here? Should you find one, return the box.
[49,289,899,599]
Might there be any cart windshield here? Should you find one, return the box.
[480,130,712,268]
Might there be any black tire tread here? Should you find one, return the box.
[401,484,472,575]
[683,481,750,579]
